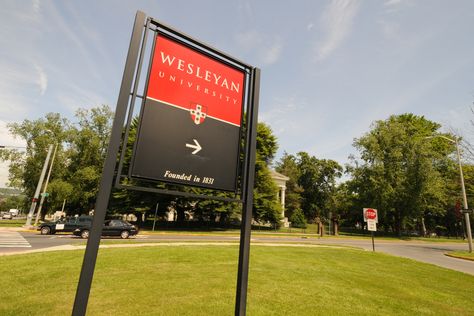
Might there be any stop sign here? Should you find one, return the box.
[366,209,377,220]
[363,208,378,222]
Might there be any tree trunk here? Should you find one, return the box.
[420,217,427,237]
[176,208,186,223]
[395,210,402,237]
[333,220,339,236]
[134,212,143,226]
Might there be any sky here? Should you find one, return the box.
[1,0,474,187]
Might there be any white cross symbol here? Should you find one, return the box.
[190,104,207,125]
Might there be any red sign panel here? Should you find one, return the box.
[363,208,378,223]
[366,209,376,219]
[147,35,244,126]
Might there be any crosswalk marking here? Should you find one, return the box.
[0,231,31,248]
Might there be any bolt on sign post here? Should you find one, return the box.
[72,11,260,316]
[363,208,378,251]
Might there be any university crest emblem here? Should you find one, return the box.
[190,103,207,125]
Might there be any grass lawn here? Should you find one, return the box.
[446,251,474,261]
[1,245,474,315]
[0,219,25,227]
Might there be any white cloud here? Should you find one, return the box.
[259,96,305,136]
[0,120,26,188]
[236,30,283,65]
[34,64,48,95]
[262,40,283,65]
[0,120,25,148]
[384,0,402,6]
[0,60,37,119]
[55,82,109,113]
[314,0,360,62]
[32,0,41,13]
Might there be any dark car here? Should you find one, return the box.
[73,219,138,239]
[38,215,93,235]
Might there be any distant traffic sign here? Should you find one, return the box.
[367,219,377,232]
[363,208,378,223]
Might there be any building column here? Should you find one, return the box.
[280,186,286,218]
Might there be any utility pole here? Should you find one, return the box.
[454,138,473,253]
[34,143,58,226]
[426,135,472,253]
[25,144,53,227]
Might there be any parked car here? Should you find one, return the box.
[2,213,13,220]
[38,215,93,235]
[73,219,138,239]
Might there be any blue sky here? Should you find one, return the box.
[1,0,474,186]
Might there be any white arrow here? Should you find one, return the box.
[185,139,202,155]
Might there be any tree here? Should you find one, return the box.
[0,193,26,212]
[349,113,455,236]
[46,179,73,212]
[1,113,69,198]
[66,105,113,212]
[252,123,282,224]
[296,152,342,223]
[0,106,113,217]
[289,208,307,228]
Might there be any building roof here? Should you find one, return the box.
[269,169,290,181]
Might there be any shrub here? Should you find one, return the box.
[290,209,307,228]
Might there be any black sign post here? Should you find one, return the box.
[72,11,259,316]
[71,11,147,316]
[235,68,260,316]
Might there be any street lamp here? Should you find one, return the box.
[426,135,473,252]
[25,144,54,227]
[34,143,58,226]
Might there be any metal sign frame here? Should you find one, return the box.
[129,28,249,192]
[72,11,259,316]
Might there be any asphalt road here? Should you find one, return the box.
[1,229,473,275]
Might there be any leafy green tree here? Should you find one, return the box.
[252,123,282,224]
[289,209,307,228]
[349,113,455,236]
[0,194,26,212]
[296,152,342,222]
[0,106,113,217]
[46,179,73,213]
[1,113,69,197]
[66,105,113,212]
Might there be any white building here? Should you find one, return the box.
[269,169,290,226]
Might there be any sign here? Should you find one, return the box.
[363,208,378,223]
[41,193,49,197]
[367,219,377,232]
[130,34,245,191]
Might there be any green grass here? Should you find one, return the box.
[141,226,467,243]
[1,245,474,315]
[0,219,25,227]
[446,251,474,261]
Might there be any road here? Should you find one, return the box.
[1,228,473,275]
